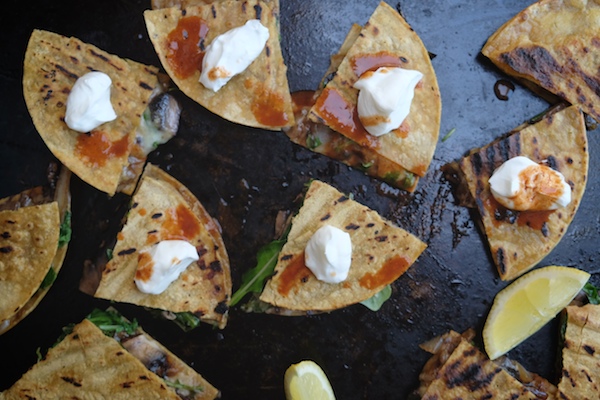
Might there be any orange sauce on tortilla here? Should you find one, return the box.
[162,204,202,241]
[314,87,379,149]
[291,90,317,112]
[135,252,155,283]
[392,121,410,139]
[251,88,289,127]
[277,252,311,297]
[75,130,129,167]
[166,15,209,79]
[359,255,410,290]
[484,196,552,231]
[350,52,402,77]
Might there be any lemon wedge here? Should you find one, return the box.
[483,265,590,360]
[284,360,336,400]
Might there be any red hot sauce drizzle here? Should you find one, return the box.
[166,15,209,79]
[350,52,403,77]
[359,255,410,290]
[277,252,312,297]
[75,130,129,167]
[314,87,378,149]
[250,87,289,127]
[484,196,552,231]
[161,204,202,242]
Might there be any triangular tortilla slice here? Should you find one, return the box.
[456,105,588,281]
[0,167,71,335]
[144,0,294,130]
[482,0,600,122]
[259,180,426,312]
[23,30,163,196]
[417,330,556,399]
[308,2,441,178]
[284,23,420,192]
[1,313,220,399]
[558,304,600,399]
[93,164,231,329]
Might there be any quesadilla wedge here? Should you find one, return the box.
[23,29,181,196]
[234,179,426,314]
[308,2,441,181]
[144,0,294,130]
[481,0,600,123]
[447,104,588,281]
[0,308,219,399]
[284,23,419,192]
[557,303,600,399]
[0,165,71,335]
[88,164,231,329]
[416,329,557,399]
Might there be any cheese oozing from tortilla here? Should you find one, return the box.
[199,19,269,92]
[134,240,199,295]
[353,67,423,137]
[489,156,571,211]
[65,71,117,132]
[305,225,352,284]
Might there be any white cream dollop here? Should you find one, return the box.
[489,156,571,211]
[134,240,199,295]
[199,19,269,92]
[65,71,117,132]
[305,225,352,284]
[353,67,423,137]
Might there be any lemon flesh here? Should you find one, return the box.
[483,265,590,360]
[284,360,336,400]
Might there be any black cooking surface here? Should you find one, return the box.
[1,1,599,399]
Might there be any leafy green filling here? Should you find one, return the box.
[40,267,57,290]
[165,379,204,394]
[583,282,600,305]
[230,238,287,307]
[58,211,72,248]
[360,285,392,311]
[86,308,139,337]
[306,134,322,149]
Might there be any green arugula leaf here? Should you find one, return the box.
[86,308,139,337]
[306,134,322,149]
[40,267,57,290]
[173,312,200,332]
[165,379,204,394]
[583,282,600,305]
[58,211,72,248]
[360,285,392,311]
[230,238,287,307]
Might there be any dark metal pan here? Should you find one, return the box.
[1,0,598,398]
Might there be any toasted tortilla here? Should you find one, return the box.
[481,0,600,122]
[455,105,588,281]
[23,29,162,196]
[93,164,231,328]
[0,167,71,335]
[558,304,600,398]
[308,2,441,178]
[259,180,426,311]
[417,330,556,399]
[284,23,419,192]
[144,0,294,130]
[1,312,219,399]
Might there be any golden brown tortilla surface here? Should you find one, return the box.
[93,164,231,328]
[259,180,426,311]
[457,105,588,281]
[0,319,182,400]
[23,29,160,196]
[482,0,600,122]
[0,168,71,336]
[0,203,59,325]
[308,2,441,178]
[558,304,600,399]
[144,0,294,130]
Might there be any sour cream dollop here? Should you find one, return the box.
[488,156,571,211]
[134,240,199,295]
[353,67,423,137]
[199,19,269,92]
[305,225,352,284]
[65,71,117,132]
